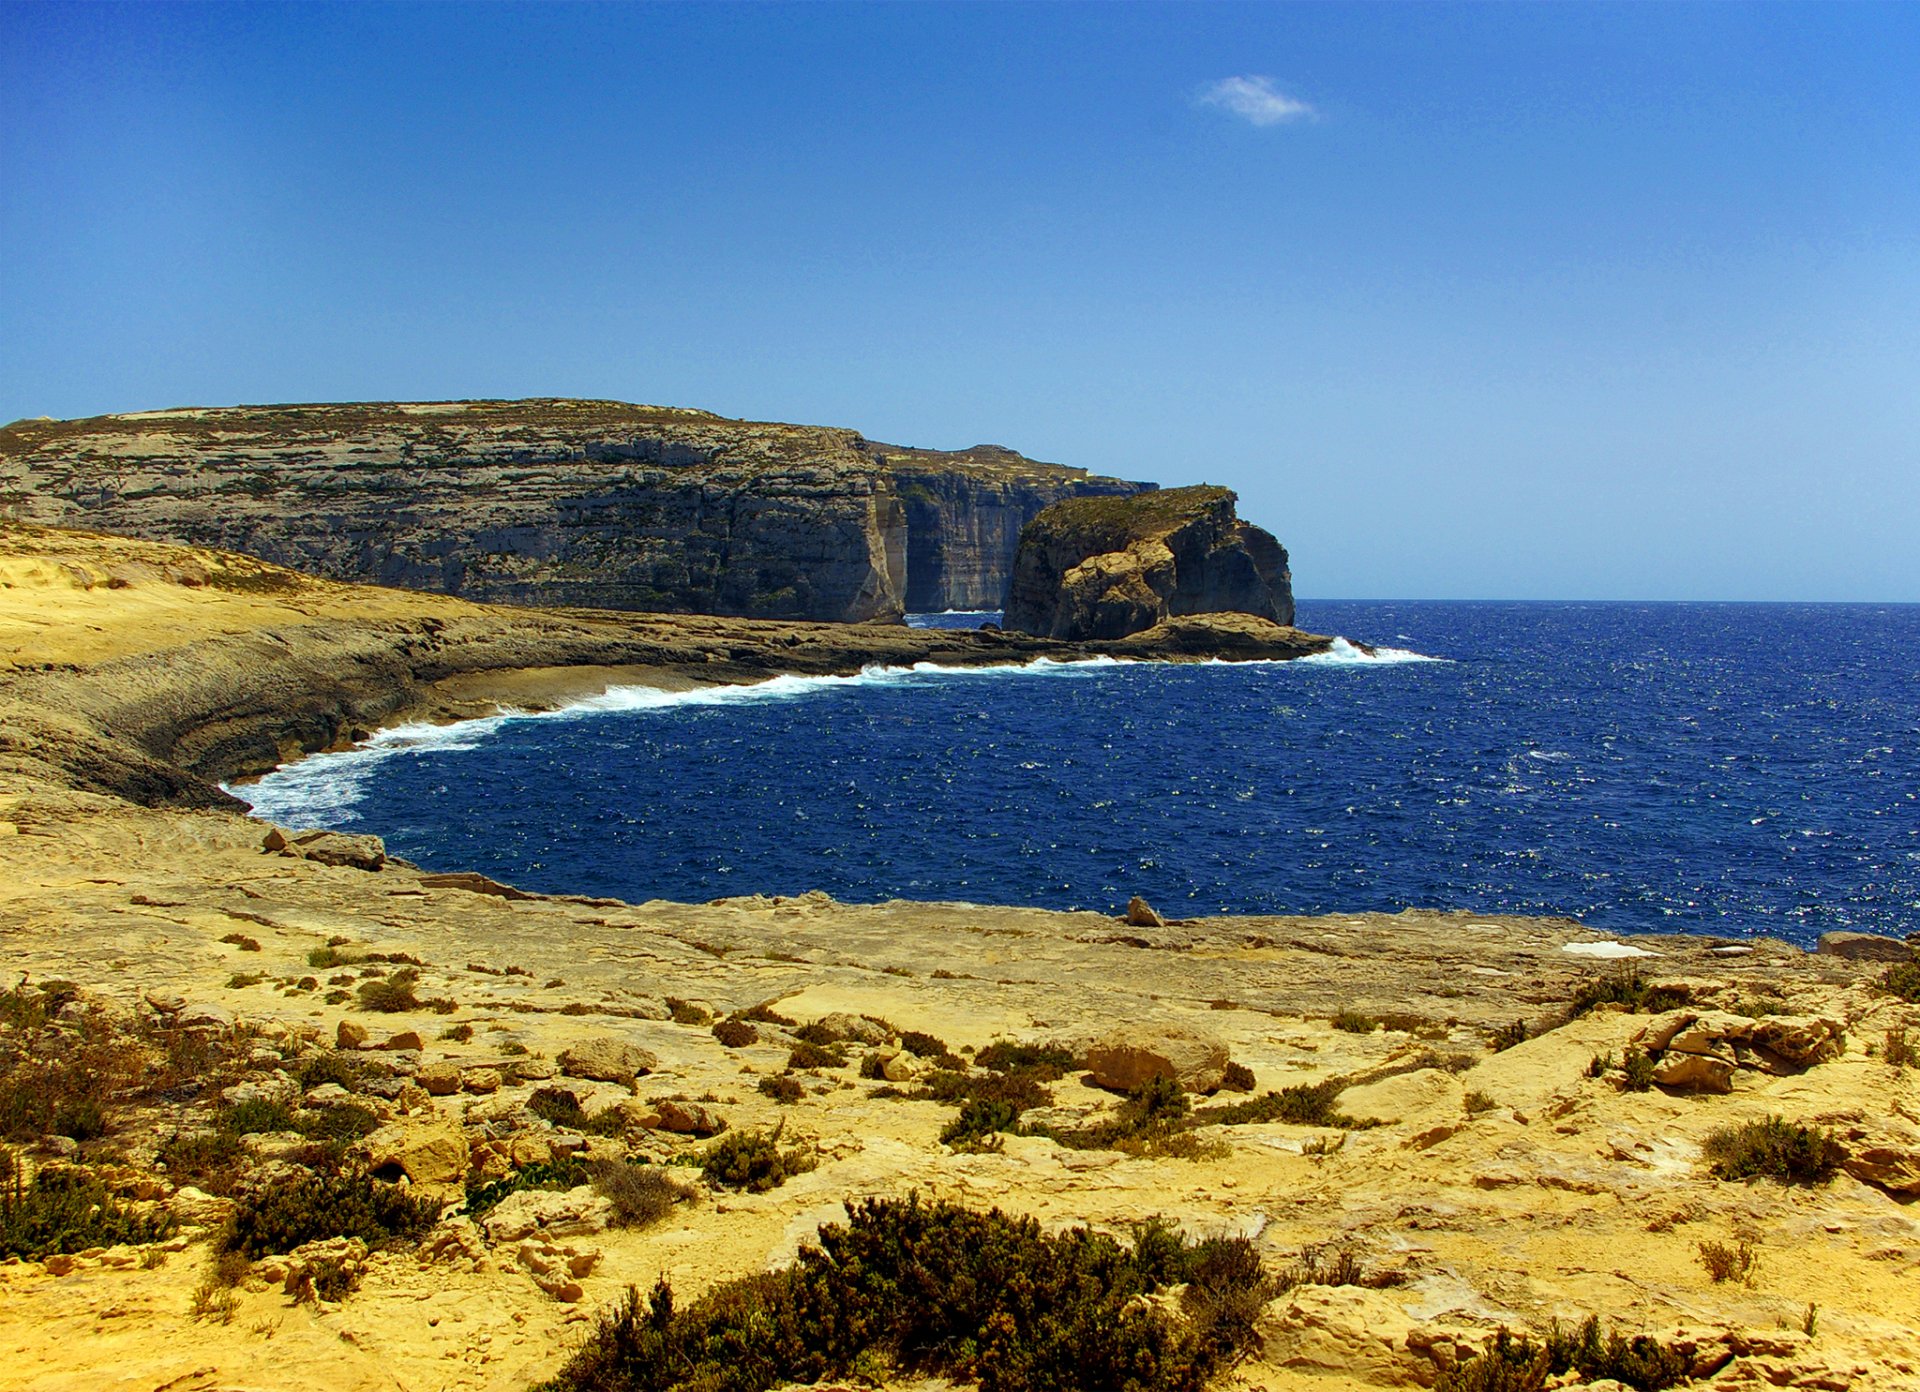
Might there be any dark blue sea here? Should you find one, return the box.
[237,603,1919,949]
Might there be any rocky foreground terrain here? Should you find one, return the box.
[1,525,1917,1392]
[0,399,1150,621]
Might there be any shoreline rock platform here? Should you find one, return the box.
[1,522,1916,1392]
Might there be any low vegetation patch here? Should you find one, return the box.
[712,1019,758,1049]
[973,1040,1078,1077]
[221,1169,440,1258]
[587,1159,696,1229]
[1332,1009,1377,1034]
[1702,1116,1844,1184]
[757,1075,804,1105]
[1885,1027,1918,1069]
[355,968,422,1013]
[1,1151,176,1259]
[1437,1316,1691,1392]
[699,1128,816,1193]
[734,1003,796,1027]
[665,998,712,1026]
[1880,961,1920,1004]
[527,1087,627,1136]
[538,1195,1272,1392]
[465,1158,589,1218]
[218,933,262,952]
[1487,1019,1530,1052]
[1568,969,1690,1018]
[1193,1080,1364,1129]
[1697,1238,1759,1284]
[786,1040,847,1070]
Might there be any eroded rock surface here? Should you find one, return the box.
[1004,484,1295,639]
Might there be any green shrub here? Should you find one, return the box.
[735,1003,797,1027]
[897,1030,962,1068]
[296,1103,381,1143]
[220,1098,295,1134]
[1569,970,1690,1018]
[0,1153,176,1259]
[1586,1052,1614,1079]
[790,1021,842,1046]
[307,945,360,969]
[1332,1009,1377,1034]
[464,1158,588,1218]
[1195,1080,1360,1129]
[526,1087,627,1136]
[220,1169,439,1258]
[914,1067,1053,1114]
[1621,1046,1657,1092]
[1702,1116,1844,1184]
[1885,1027,1917,1068]
[538,1195,1269,1392]
[1880,961,1920,1003]
[1464,1090,1498,1114]
[158,1129,248,1194]
[1220,1061,1256,1092]
[1697,1238,1758,1283]
[758,1075,804,1104]
[355,968,421,1013]
[699,1129,816,1193]
[292,1051,362,1091]
[940,1098,1019,1151]
[666,998,712,1026]
[441,1022,474,1042]
[1440,1317,1690,1392]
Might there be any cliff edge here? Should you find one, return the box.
[0,400,1149,623]
[1003,484,1294,640]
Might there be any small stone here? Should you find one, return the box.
[378,1030,425,1052]
[337,1019,370,1050]
[418,1062,461,1096]
[462,1067,502,1094]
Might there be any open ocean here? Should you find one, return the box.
[237,601,1919,949]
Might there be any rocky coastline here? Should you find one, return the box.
[2,522,1917,1392]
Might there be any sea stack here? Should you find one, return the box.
[1002,484,1294,640]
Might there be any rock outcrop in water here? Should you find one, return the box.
[0,400,1148,623]
[1003,484,1294,640]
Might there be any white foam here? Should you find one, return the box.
[1562,940,1659,959]
[1296,636,1445,666]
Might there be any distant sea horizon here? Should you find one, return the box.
[238,600,1920,952]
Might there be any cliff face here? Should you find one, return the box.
[0,401,1146,623]
[1003,485,1294,640]
[875,446,1153,610]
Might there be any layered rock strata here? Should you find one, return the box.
[0,400,1148,622]
[1004,484,1294,640]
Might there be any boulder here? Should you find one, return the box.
[654,1100,727,1136]
[378,1030,425,1052]
[1124,896,1165,929]
[1842,1136,1920,1196]
[1258,1285,1434,1387]
[559,1037,658,1084]
[336,1019,369,1050]
[358,1119,469,1188]
[481,1187,614,1244]
[418,1062,462,1096]
[1651,1052,1735,1093]
[1816,931,1911,962]
[290,830,387,870]
[816,1013,890,1045]
[462,1067,502,1094]
[281,1236,368,1303]
[168,1184,234,1226]
[1084,1025,1228,1094]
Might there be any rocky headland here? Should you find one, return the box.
[1005,485,1294,640]
[1,523,1917,1392]
[0,400,1150,622]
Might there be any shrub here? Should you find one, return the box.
[1220,1061,1256,1092]
[1488,1019,1529,1052]
[1195,1080,1359,1129]
[712,1020,758,1049]
[758,1075,804,1104]
[1440,1317,1690,1392]
[296,1103,381,1143]
[974,1040,1077,1078]
[666,998,712,1026]
[307,945,359,969]
[940,1098,1019,1151]
[220,1170,440,1258]
[355,969,421,1013]
[441,1022,474,1042]
[588,1159,696,1229]
[915,1067,1053,1114]
[159,1129,248,1194]
[1464,1090,1498,1114]
[1879,961,1920,1003]
[1586,1052,1614,1078]
[897,1030,957,1062]
[1702,1116,1844,1184]
[219,933,262,952]
[464,1159,588,1218]
[1569,970,1689,1018]
[790,1021,842,1046]
[220,1098,295,1134]
[786,1040,847,1070]
[699,1129,816,1193]
[1332,1010,1377,1034]
[1621,1045,1657,1092]
[736,1003,797,1027]
[225,973,265,989]
[1697,1238,1758,1283]
[526,1087,627,1137]
[1885,1027,1917,1068]
[0,1153,176,1259]
[538,1195,1269,1392]
[293,1051,362,1091]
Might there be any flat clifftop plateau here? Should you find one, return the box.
[0,523,1332,808]
[1004,483,1295,640]
[0,398,1148,622]
[4,524,1917,1392]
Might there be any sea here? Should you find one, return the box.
[236,602,1919,951]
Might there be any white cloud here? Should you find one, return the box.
[1196,75,1316,127]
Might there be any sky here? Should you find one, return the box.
[2,2,1917,601]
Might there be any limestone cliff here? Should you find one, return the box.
[1003,485,1294,640]
[0,400,1146,623]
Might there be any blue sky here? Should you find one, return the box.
[3,2,1916,600]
